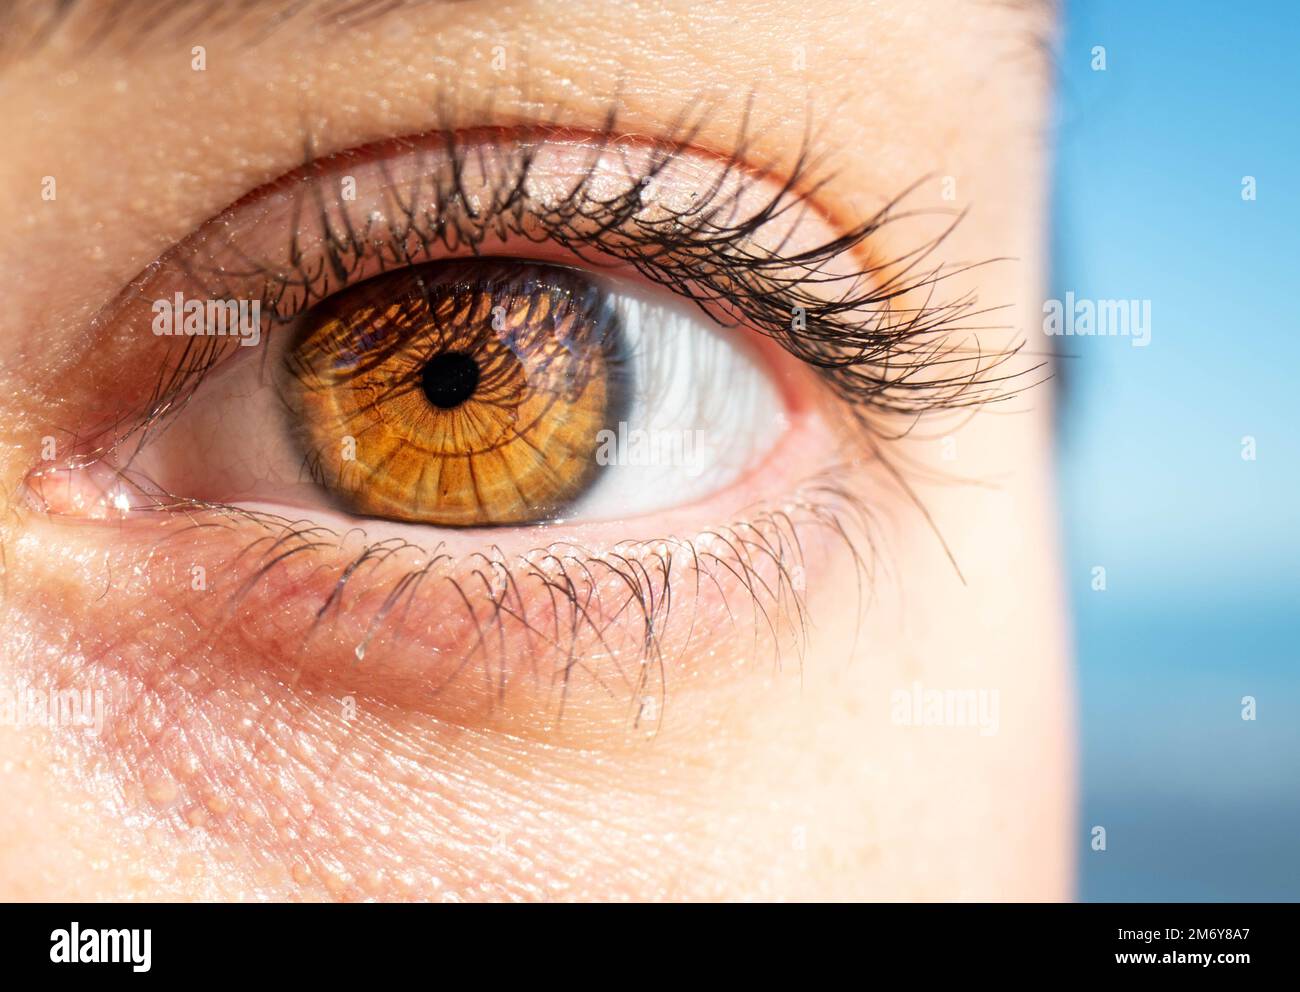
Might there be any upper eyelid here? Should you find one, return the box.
[33,123,809,469]
[118,125,1018,417]
[47,120,1030,479]
[172,124,856,317]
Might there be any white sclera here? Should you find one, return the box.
[564,281,787,522]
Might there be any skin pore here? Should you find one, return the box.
[0,0,1071,901]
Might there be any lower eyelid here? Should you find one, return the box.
[15,462,870,738]
[22,390,867,717]
[4,466,871,897]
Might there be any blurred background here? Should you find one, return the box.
[1053,1,1300,900]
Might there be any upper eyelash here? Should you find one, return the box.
[112,105,1032,465]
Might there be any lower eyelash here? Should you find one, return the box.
[73,467,878,728]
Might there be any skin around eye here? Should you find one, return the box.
[20,132,860,731]
[14,125,996,742]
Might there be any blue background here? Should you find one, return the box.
[1054,1,1300,899]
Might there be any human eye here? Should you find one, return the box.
[158,256,785,525]
[26,123,1010,729]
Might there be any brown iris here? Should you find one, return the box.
[285,260,626,525]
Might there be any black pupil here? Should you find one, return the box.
[420,351,480,409]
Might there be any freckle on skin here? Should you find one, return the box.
[184,806,208,828]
